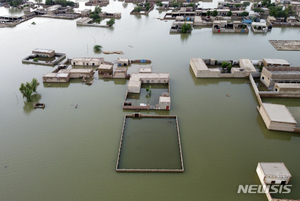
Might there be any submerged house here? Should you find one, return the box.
[32,48,55,58]
[258,103,297,132]
[251,22,268,33]
[71,57,104,66]
[257,162,292,185]
[260,66,300,88]
[212,20,249,33]
[190,58,256,78]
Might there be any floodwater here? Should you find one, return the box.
[0,1,300,201]
[118,118,181,170]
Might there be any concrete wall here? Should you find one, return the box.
[260,68,273,87]
[259,105,296,132]
[42,75,70,83]
[249,74,262,106]
[140,78,169,83]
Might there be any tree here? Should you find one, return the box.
[227,11,232,16]
[45,0,52,5]
[106,19,115,26]
[94,6,102,14]
[207,10,211,17]
[239,11,249,16]
[19,78,38,102]
[146,86,151,95]
[253,8,264,13]
[242,2,250,7]
[181,22,192,33]
[93,45,102,52]
[133,6,143,12]
[212,10,218,17]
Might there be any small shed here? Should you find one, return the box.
[274,83,300,93]
[113,67,128,78]
[256,162,292,185]
[117,58,129,66]
[159,96,171,110]
[258,103,297,132]
[98,64,113,74]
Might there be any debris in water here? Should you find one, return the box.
[226,94,230,97]
[75,104,78,108]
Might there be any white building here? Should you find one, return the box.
[258,103,297,132]
[71,57,104,66]
[256,162,292,185]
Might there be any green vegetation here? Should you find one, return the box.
[221,62,232,73]
[31,21,36,25]
[90,6,101,21]
[106,19,115,26]
[93,45,102,52]
[253,8,264,13]
[242,2,250,7]
[242,25,246,29]
[212,10,218,17]
[33,58,38,62]
[133,6,143,12]
[19,78,38,102]
[146,86,152,95]
[146,5,150,11]
[239,11,249,16]
[227,11,232,16]
[6,0,22,7]
[206,10,211,17]
[254,25,257,29]
[54,0,74,7]
[234,4,241,7]
[45,0,52,5]
[186,3,195,7]
[171,2,179,7]
[159,2,163,6]
[181,22,192,33]
[269,6,287,18]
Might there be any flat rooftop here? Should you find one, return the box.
[190,58,208,71]
[139,67,152,73]
[259,162,292,177]
[239,59,256,72]
[43,72,69,78]
[130,73,170,80]
[98,64,113,69]
[262,103,297,124]
[275,83,300,88]
[263,58,290,65]
[59,69,93,73]
[72,57,104,62]
[33,48,55,53]
[77,17,93,24]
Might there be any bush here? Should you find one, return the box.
[206,10,211,16]
[212,10,218,17]
[242,2,250,7]
[253,8,264,13]
[94,45,102,52]
[181,22,192,33]
[45,0,52,5]
[239,11,249,16]
[19,78,38,102]
[33,58,38,62]
[106,19,115,26]
[227,11,232,16]
[171,2,179,7]
[133,6,143,12]
[146,5,150,11]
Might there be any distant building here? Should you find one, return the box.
[117,58,129,66]
[256,162,292,185]
[81,9,91,17]
[71,57,104,66]
[260,66,300,88]
[262,58,290,67]
[32,48,55,58]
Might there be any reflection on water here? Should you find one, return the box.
[22,93,42,114]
